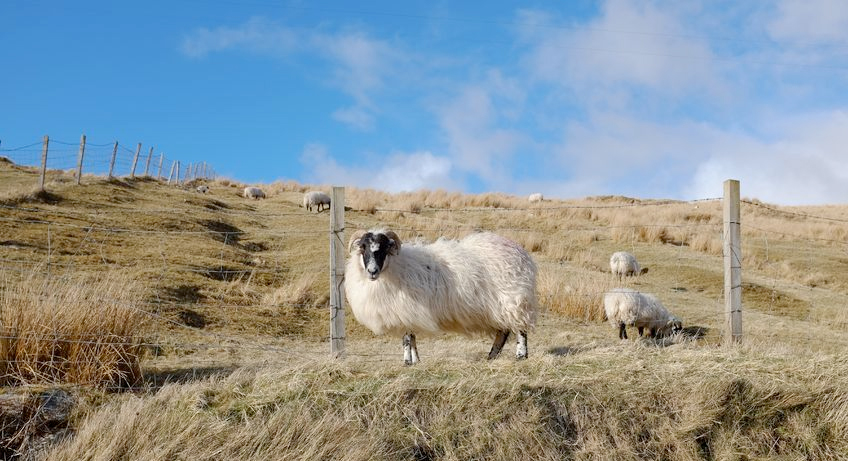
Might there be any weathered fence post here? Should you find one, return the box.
[75,134,86,185]
[108,141,118,179]
[724,179,742,344]
[130,143,141,178]
[175,161,181,184]
[329,186,346,358]
[157,153,164,179]
[144,146,154,176]
[167,161,176,184]
[39,135,49,190]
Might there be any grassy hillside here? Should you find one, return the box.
[1,158,848,459]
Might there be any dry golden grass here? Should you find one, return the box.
[3,160,848,458]
[0,269,148,388]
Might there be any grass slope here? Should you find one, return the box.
[1,160,848,459]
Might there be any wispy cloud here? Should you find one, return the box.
[181,18,400,131]
[180,17,296,58]
[300,144,458,192]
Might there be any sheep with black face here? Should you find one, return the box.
[344,229,539,365]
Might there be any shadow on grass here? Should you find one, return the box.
[144,365,237,389]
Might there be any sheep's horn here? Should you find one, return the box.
[348,229,367,254]
[384,230,402,254]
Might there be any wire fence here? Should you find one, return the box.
[1,178,847,391]
[0,135,217,187]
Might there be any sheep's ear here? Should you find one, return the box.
[348,230,367,254]
[384,230,402,255]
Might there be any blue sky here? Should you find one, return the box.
[3,1,848,205]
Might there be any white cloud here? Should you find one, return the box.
[687,111,848,205]
[768,0,848,44]
[300,144,457,192]
[435,73,526,184]
[520,1,720,96]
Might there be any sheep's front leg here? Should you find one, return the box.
[619,322,628,340]
[516,331,528,360]
[403,333,419,366]
[487,330,510,360]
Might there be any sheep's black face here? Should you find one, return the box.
[358,232,396,281]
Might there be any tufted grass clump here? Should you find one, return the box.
[0,269,149,388]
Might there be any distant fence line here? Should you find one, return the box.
[0,135,217,189]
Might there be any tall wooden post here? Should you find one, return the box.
[108,141,118,179]
[130,143,141,178]
[39,135,49,190]
[75,134,86,185]
[175,161,181,184]
[724,179,742,344]
[329,186,346,358]
[144,146,154,176]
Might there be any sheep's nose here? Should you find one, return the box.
[367,268,379,279]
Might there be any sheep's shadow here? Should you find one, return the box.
[681,325,709,340]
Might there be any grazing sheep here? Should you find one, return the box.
[345,229,538,365]
[609,251,645,280]
[243,186,265,200]
[196,185,209,194]
[528,193,544,203]
[603,288,682,340]
[302,191,331,212]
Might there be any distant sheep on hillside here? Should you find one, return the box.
[345,229,538,365]
[196,185,209,194]
[302,191,331,212]
[604,288,682,340]
[243,187,265,200]
[609,251,647,280]
[528,193,544,203]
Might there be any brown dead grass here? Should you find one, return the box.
[3,160,848,458]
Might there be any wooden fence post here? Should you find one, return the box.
[167,161,176,184]
[157,153,164,179]
[724,179,742,344]
[130,143,141,178]
[108,141,118,179]
[329,186,346,358]
[39,135,49,190]
[176,161,181,184]
[144,146,154,176]
[75,134,86,185]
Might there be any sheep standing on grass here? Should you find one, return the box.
[528,193,544,203]
[603,288,682,340]
[302,191,331,212]
[243,186,265,200]
[196,185,209,194]
[345,229,538,365]
[609,251,645,280]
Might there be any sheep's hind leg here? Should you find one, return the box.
[619,322,628,340]
[488,330,510,360]
[516,331,528,360]
[403,333,419,366]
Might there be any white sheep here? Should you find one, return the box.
[196,185,209,194]
[302,191,331,212]
[609,251,645,280]
[528,193,544,203]
[603,288,682,340]
[345,229,538,365]
[243,186,265,200]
